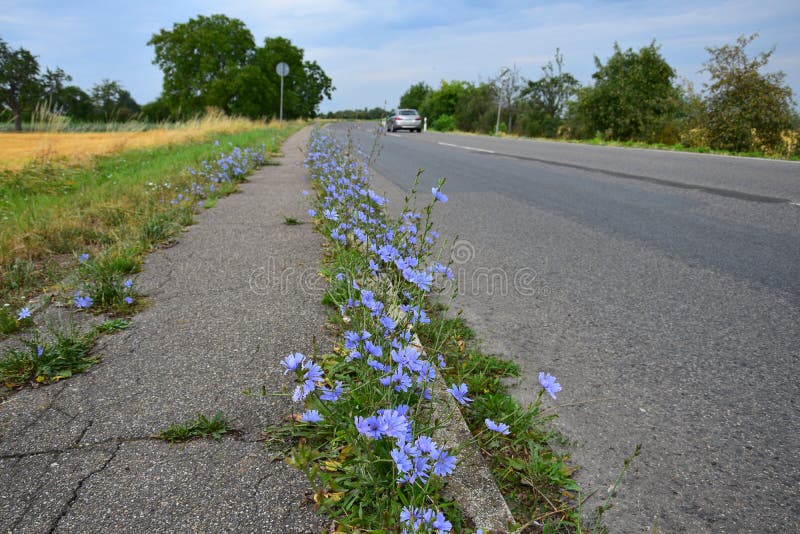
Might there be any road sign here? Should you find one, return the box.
[276,62,290,124]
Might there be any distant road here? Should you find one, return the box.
[328,123,800,532]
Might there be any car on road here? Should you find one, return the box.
[386,109,422,132]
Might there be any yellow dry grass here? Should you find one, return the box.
[0,115,278,170]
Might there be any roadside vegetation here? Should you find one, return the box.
[269,129,583,532]
[0,117,301,397]
[393,34,798,160]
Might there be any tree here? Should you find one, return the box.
[41,67,71,98]
[0,37,42,131]
[91,80,140,121]
[58,86,94,121]
[297,60,334,118]
[39,67,93,121]
[148,14,255,115]
[703,33,795,153]
[491,66,523,133]
[148,16,333,119]
[521,49,580,137]
[453,83,496,133]
[251,37,334,119]
[419,80,473,124]
[399,82,432,110]
[576,41,680,141]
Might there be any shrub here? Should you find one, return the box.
[431,114,455,132]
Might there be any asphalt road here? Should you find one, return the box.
[327,123,800,533]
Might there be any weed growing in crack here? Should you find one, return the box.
[159,412,231,443]
[0,323,97,395]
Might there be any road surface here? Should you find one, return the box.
[326,123,800,533]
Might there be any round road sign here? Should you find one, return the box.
[276,62,290,76]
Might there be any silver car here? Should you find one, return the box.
[386,109,422,132]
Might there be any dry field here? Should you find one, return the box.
[0,115,277,170]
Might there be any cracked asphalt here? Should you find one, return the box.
[0,127,328,533]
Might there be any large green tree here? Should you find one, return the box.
[576,41,680,141]
[250,36,334,119]
[703,33,795,153]
[148,14,255,115]
[0,37,42,131]
[148,15,333,119]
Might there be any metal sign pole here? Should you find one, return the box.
[279,74,284,124]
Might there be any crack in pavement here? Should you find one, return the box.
[46,441,122,534]
[1,430,266,461]
[74,420,93,446]
[0,435,155,460]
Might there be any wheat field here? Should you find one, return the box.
[0,114,281,170]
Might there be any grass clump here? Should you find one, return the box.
[0,324,98,395]
[159,412,231,443]
[74,253,139,313]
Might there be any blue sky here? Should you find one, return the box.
[2,0,798,113]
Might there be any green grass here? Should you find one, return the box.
[159,412,231,443]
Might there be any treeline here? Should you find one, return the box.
[0,36,141,130]
[323,107,388,120]
[399,35,798,156]
[0,14,334,130]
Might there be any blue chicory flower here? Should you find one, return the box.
[300,410,323,423]
[432,449,457,477]
[280,352,305,373]
[447,383,472,406]
[320,381,343,402]
[539,372,562,399]
[485,418,510,435]
[432,187,448,203]
[74,292,93,309]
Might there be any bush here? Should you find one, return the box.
[431,114,455,132]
